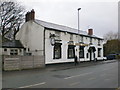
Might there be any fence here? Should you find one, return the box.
[3,55,45,71]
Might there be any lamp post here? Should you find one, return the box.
[78,8,81,34]
[78,8,81,63]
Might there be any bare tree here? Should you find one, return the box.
[103,31,118,42]
[0,0,25,40]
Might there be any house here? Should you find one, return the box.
[1,40,24,55]
[16,9,104,64]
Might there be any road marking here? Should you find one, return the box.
[70,82,80,86]
[88,77,96,80]
[18,82,46,88]
[64,72,92,79]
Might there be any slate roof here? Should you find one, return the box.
[35,19,103,40]
[2,40,24,48]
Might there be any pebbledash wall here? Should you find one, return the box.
[16,9,104,64]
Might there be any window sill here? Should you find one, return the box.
[53,58,61,59]
[68,57,74,59]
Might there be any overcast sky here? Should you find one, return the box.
[17,0,118,38]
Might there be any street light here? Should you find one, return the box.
[78,8,81,34]
[78,8,81,63]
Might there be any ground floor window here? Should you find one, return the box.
[53,43,62,59]
[68,45,75,59]
[79,46,84,58]
[86,53,89,58]
[10,49,18,55]
[98,48,101,57]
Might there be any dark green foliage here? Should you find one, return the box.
[103,39,120,56]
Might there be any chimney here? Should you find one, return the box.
[31,9,35,20]
[88,29,93,35]
[25,9,35,22]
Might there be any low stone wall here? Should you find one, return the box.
[3,55,45,71]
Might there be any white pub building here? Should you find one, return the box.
[16,10,104,64]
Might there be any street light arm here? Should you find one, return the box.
[78,8,81,11]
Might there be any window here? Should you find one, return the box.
[70,34,73,41]
[98,40,101,46]
[86,53,89,58]
[4,48,7,51]
[53,43,62,59]
[79,46,84,58]
[28,48,30,51]
[81,36,83,42]
[55,31,60,40]
[98,48,101,57]
[90,38,92,44]
[19,49,22,52]
[10,49,18,55]
[94,53,95,58]
[68,45,75,59]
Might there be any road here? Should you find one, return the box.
[2,60,118,89]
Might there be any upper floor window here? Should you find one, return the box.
[55,31,60,40]
[4,48,7,51]
[81,36,83,42]
[90,38,92,44]
[98,40,101,46]
[70,34,73,41]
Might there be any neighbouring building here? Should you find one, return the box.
[1,40,24,55]
[16,9,104,64]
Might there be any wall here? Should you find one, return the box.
[16,20,104,64]
[16,21,44,56]
[3,55,45,71]
[45,29,104,64]
[2,48,24,55]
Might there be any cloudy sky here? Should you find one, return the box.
[17,0,118,38]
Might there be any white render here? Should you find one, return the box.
[1,48,24,55]
[16,20,104,64]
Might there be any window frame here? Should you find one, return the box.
[10,49,18,55]
[68,45,75,59]
[79,46,84,58]
[53,43,62,59]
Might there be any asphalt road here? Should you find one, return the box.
[2,60,118,89]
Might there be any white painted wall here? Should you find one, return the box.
[1,48,24,55]
[45,30,103,64]
[45,29,104,64]
[16,21,44,56]
[17,20,104,64]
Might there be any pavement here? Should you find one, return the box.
[45,59,117,71]
[3,59,117,74]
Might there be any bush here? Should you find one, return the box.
[116,55,120,60]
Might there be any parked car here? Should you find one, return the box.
[106,54,116,60]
